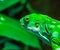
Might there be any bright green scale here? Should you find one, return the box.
[20,13,60,50]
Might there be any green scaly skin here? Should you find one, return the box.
[20,13,60,50]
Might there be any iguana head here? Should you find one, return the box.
[20,13,45,31]
[20,13,51,46]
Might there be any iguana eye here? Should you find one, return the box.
[35,22,39,28]
[25,17,29,21]
[23,17,29,26]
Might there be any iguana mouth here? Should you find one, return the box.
[22,26,51,46]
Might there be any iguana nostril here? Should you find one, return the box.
[21,24,25,26]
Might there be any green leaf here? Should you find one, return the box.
[0,14,41,49]
[0,0,19,11]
